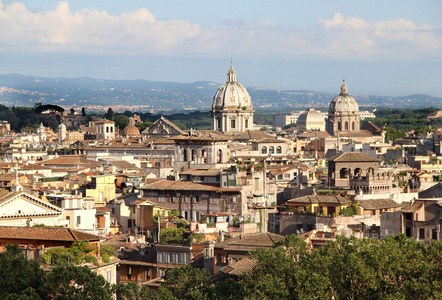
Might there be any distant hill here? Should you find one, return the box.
[0,74,440,111]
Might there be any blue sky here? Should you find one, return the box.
[1,0,441,97]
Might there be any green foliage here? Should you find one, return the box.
[339,204,357,217]
[2,235,442,299]
[105,107,114,120]
[42,265,113,300]
[260,126,270,131]
[160,227,188,245]
[113,114,129,130]
[0,245,45,299]
[176,219,190,229]
[113,282,151,299]
[135,121,153,132]
[162,265,211,299]
[191,233,205,244]
[34,104,64,114]
[40,241,97,266]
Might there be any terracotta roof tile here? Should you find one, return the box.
[328,152,379,162]
[287,195,352,204]
[0,227,101,242]
[358,199,400,210]
[140,180,240,192]
[219,257,256,275]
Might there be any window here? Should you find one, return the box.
[276,146,282,154]
[106,270,112,282]
[245,119,249,128]
[345,121,348,131]
[210,197,218,204]
[284,174,290,178]
[262,146,267,154]
[277,174,283,180]
[159,195,165,202]
[128,219,132,228]
[183,197,189,203]
[77,216,81,225]
[432,229,438,240]
[231,119,236,128]
[132,206,136,213]
[217,119,222,129]
[127,267,132,280]
[230,196,237,203]
[155,162,160,167]
[269,146,275,154]
[419,228,425,239]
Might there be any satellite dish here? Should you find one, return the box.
[300,228,305,233]
[296,230,300,235]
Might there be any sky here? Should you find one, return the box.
[0,0,442,97]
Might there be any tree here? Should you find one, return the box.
[82,107,86,116]
[0,245,45,299]
[160,227,187,245]
[106,108,114,120]
[113,114,129,129]
[113,282,151,300]
[70,108,75,115]
[161,265,211,299]
[42,265,113,300]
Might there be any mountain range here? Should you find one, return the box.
[0,74,440,112]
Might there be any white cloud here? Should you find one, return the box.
[0,1,201,54]
[0,2,441,61]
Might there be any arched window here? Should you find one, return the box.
[338,122,342,131]
[269,146,275,154]
[276,146,282,154]
[245,119,249,128]
[354,168,362,176]
[262,146,267,154]
[106,126,109,133]
[352,121,355,130]
[217,149,222,163]
[345,121,349,131]
[183,149,187,162]
[340,168,348,179]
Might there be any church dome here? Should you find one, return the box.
[328,81,359,114]
[122,117,140,136]
[297,108,324,125]
[212,65,252,110]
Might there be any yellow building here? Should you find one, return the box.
[284,194,352,216]
[86,174,116,205]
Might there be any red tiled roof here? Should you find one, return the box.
[140,179,241,192]
[0,227,101,242]
[219,257,257,275]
